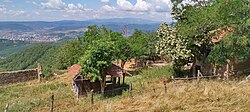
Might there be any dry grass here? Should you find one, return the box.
[1,66,250,112]
[88,80,250,112]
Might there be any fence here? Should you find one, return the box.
[3,74,219,111]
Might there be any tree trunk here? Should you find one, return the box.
[121,60,126,85]
[100,68,106,96]
[121,60,126,71]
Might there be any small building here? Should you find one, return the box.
[67,63,129,97]
[193,27,250,78]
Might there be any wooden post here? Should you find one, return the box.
[37,63,42,82]
[76,87,79,100]
[197,70,200,82]
[50,94,54,112]
[163,76,167,93]
[171,76,176,87]
[114,77,117,85]
[226,63,229,80]
[118,77,121,85]
[90,89,94,105]
[122,73,125,85]
[4,103,8,112]
[129,81,132,98]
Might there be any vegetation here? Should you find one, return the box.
[156,0,250,75]
[0,44,59,76]
[2,65,250,111]
[79,40,116,81]
[0,39,34,57]
[56,39,84,69]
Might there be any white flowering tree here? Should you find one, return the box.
[156,23,193,62]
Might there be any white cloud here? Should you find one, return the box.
[40,0,66,10]
[117,0,133,10]
[1,0,173,21]
[100,0,110,2]
[0,5,26,16]
[134,0,151,11]
[13,10,25,16]
[101,5,116,11]
[0,5,7,13]
[39,0,88,13]
[3,0,12,2]
[65,3,85,13]
[116,0,172,12]
[153,0,172,12]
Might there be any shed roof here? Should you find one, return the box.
[67,64,82,80]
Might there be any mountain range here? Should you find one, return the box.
[0,18,164,32]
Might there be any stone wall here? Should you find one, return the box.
[0,69,38,85]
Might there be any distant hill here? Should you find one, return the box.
[85,18,162,24]
[0,44,58,75]
[0,18,163,32]
[0,39,63,58]
[0,39,34,58]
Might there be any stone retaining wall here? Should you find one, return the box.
[0,69,38,85]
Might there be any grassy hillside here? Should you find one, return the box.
[1,66,250,112]
[0,39,34,58]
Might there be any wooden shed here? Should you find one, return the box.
[67,63,129,97]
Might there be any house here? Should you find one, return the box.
[193,27,249,79]
[67,63,129,97]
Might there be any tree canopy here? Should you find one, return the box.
[156,0,250,75]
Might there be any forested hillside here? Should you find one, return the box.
[0,44,58,75]
[0,39,34,58]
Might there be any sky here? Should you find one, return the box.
[0,0,175,22]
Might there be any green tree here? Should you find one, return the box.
[78,39,115,94]
[157,0,250,76]
[56,38,84,69]
[128,29,150,65]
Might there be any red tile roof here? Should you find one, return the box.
[209,27,233,44]
[67,64,82,80]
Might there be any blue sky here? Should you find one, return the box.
[0,0,174,21]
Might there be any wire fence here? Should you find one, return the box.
[3,74,220,112]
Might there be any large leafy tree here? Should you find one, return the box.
[78,40,115,81]
[157,0,250,75]
[82,25,133,70]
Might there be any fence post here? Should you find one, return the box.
[186,76,188,81]
[37,63,42,82]
[50,94,54,112]
[90,89,94,105]
[197,70,200,82]
[171,76,176,87]
[129,81,132,98]
[163,76,167,93]
[4,103,8,112]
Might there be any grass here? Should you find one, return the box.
[1,65,250,112]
